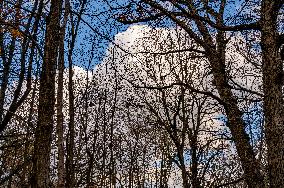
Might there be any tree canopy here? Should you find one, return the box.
[0,0,283,187]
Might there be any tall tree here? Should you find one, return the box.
[260,1,284,187]
[117,0,283,187]
[65,0,88,186]
[31,0,62,187]
[56,0,70,187]
[0,0,44,133]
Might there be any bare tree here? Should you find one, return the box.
[117,0,284,187]
[1,0,280,187]
[31,0,62,187]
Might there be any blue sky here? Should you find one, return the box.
[77,0,265,144]
[15,0,259,72]
[70,0,130,69]
[72,0,251,70]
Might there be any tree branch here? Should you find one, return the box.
[214,177,244,188]
[128,80,225,106]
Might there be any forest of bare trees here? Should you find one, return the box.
[0,0,284,187]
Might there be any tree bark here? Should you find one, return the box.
[260,1,284,187]
[56,18,66,188]
[65,55,75,188]
[66,7,76,187]
[208,52,264,188]
[31,0,62,187]
[56,1,69,187]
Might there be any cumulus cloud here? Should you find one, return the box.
[92,24,259,186]
[95,24,262,130]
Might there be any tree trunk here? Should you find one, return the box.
[191,133,200,188]
[209,52,264,188]
[31,0,62,187]
[207,31,264,188]
[66,59,75,188]
[260,1,284,187]
[56,1,69,187]
[0,36,15,130]
[56,18,66,188]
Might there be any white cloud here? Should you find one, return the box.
[92,24,253,186]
